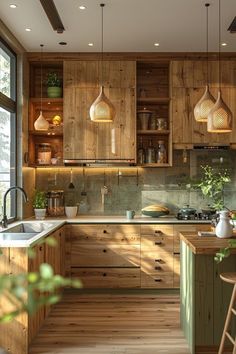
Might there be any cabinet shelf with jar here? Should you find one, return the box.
[28,63,64,167]
[136,62,172,167]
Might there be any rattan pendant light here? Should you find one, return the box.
[34,44,49,131]
[90,3,115,123]
[207,0,232,133]
[194,3,215,123]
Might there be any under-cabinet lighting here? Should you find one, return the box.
[88,43,94,46]
[221,42,227,46]
[79,5,86,10]
[25,28,31,32]
[10,4,17,8]
[154,43,160,47]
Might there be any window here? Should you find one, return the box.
[0,39,17,220]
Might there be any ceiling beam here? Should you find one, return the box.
[39,0,65,33]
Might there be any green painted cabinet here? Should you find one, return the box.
[180,240,236,354]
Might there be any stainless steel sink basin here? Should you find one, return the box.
[0,232,38,241]
[0,221,60,242]
[2,221,58,234]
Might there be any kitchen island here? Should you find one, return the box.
[180,232,236,354]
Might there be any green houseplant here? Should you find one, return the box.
[196,165,231,211]
[46,72,62,98]
[33,190,47,220]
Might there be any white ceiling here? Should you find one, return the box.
[0,0,236,52]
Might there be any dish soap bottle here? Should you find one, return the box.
[215,210,233,238]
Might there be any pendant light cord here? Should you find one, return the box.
[100,4,105,87]
[40,44,44,112]
[219,0,221,91]
[205,3,210,84]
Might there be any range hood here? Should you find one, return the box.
[64,159,136,166]
[193,144,230,150]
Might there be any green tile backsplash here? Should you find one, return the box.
[35,150,236,215]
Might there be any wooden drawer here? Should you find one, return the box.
[141,225,174,237]
[70,224,140,244]
[71,244,140,267]
[71,268,140,288]
[141,252,173,274]
[141,272,173,288]
[141,234,173,251]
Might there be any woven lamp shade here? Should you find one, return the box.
[207,91,232,133]
[194,85,216,122]
[90,86,115,123]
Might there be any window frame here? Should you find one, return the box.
[0,37,17,222]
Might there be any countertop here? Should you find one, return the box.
[0,215,211,248]
[180,231,236,255]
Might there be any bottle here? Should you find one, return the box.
[137,137,146,164]
[146,139,156,164]
[156,140,167,164]
[215,210,233,238]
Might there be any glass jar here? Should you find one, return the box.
[37,143,52,165]
[156,140,167,164]
[137,137,146,164]
[157,118,168,131]
[146,139,156,164]
[47,190,65,216]
[149,115,157,130]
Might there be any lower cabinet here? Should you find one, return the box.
[68,224,141,288]
[66,223,211,289]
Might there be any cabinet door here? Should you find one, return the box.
[171,60,236,145]
[28,243,45,343]
[63,61,136,161]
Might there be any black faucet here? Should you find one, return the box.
[1,186,28,228]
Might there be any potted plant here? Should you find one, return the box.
[46,72,62,98]
[33,190,47,220]
[195,165,231,211]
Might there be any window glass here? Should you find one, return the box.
[0,40,17,220]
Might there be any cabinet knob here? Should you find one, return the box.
[103,273,107,277]
[103,249,107,253]
[155,230,163,236]
[39,246,43,251]
[154,278,162,282]
[155,266,162,271]
[103,230,107,234]
[155,241,163,245]
[173,252,180,255]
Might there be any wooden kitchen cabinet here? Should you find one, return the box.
[171,60,236,146]
[28,63,64,166]
[141,225,174,288]
[63,61,136,162]
[67,224,141,288]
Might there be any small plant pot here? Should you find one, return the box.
[65,206,78,218]
[47,87,62,98]
[34,208,46,220]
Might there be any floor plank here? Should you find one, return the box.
[29,292,190,354]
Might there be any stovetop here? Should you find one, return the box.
[176,212,215,221]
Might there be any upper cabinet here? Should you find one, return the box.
[171,60,236,146]
[136,62,172,167]
[63,61,136,162]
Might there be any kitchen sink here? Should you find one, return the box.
[2,221,58,234]
[0,221,61,242]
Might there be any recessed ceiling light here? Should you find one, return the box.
[88,43,94,47]
[9,4,17,8]
[79,5,86,10]
[221,42,227,46]
[25,28,31,32]
[154,43,160,47]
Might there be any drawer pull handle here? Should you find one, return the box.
[155,241,163,245]
[173,252,180,255]
[154,278,162,282]
[155,230,163,235]
[39,246,43,251]
[155,259,162,262]
[155,266,162,271]
[103,273,107,277]
[103,249,107,253]
[103,230,107,234]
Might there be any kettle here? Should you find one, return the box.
[215,210,233,239]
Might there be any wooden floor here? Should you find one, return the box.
[30,291,190,354]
